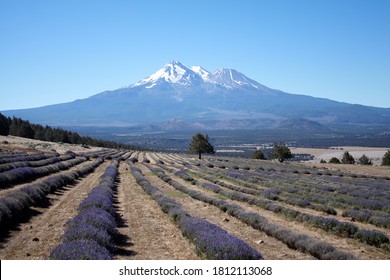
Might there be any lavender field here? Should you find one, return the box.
[0,141,389,260]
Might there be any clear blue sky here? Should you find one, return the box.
[1,0,389,110]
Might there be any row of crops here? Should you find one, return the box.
[0,147,389,259]
[0,148,131,235]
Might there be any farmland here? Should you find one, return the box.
[0,136,389,260]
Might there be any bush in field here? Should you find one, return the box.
[49,240,111,260]
[174,170,194,182]
[357,154,372,165]
[354,229,390,247]
[382,150,390,166]
[329,157,341,164]
[341,151,355,164]
[252,150,266,160]
[180,216,262,260]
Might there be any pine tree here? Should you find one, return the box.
[270,142,293,163]
[358,154,372,165]
[382,150,390,166]
[341,151,355,164]
[188,133,215,159]
[0,113,11,136]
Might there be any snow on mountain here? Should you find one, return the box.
[131,61,203,88]
[130,61,268,91]
[190,66,211,81]
[210,68,266,90]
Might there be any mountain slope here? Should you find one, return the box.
[2,61,390,129]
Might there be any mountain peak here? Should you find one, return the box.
[130,61,270,91]
[210,68,265,90]
[131,60,203,88]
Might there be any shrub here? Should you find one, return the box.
[329,157,341,164]
[252,150,266,160]
[174,170,194,182]
[49,240,111,260]
[354,229,390,247]
[180,216,262,260]
[63,223,114,250]
[342,209,372,223]
[358,154,373,165]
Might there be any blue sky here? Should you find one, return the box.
[1,0,389,110]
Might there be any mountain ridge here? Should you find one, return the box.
[2,61,390,131]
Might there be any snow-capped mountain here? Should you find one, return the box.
[131,61,204,88]
[3,61,390,129]
[130,60,270,91]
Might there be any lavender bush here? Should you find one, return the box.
[180,216,261,260]
[49,240,112,260]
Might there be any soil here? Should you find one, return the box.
[115,162,198,260]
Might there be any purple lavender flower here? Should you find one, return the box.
[50,240,112,260]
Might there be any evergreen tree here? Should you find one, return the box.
[382,150,390,166]
[270,142,293,163]
[329,157,341,164]
[358,154,372,165]
[0,113,11,136]
[341,151,355,164]
[188,133,215,159]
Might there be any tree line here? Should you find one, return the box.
[188,133,390,166]
[0,113,138,150]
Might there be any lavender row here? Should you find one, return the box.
[0,152,55,164]
[129,161,262,260]
[0,153,77,173]
[236,164,390,204]
[150,166,357,260]
[0,156,87,188]
[187,158,390,229]
[0,158,104,232]
[196,180,390,249]
[188,167,338,216]
[199,164,390,218]
[176,164,370,238]
[50,160,119,260]
[81,149,126,160]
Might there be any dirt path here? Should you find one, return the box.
[137,163,314,260]
[115,162,198,260]
[0,161,109,259]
